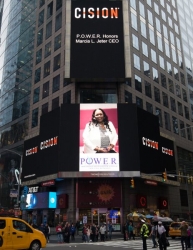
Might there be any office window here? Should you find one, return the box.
[44,61,50,78]
[161,73,167,88]
[52,97,59,110]
[45,41,51,58]
[147,0,151,7]
[174,67,179,81]
[133,54,140,70]
[159,56,165,69]
[139,2,145,17]
[149,28,155,45]
[136,97,143,109]
[174,24,179,34]
[37,28,43,46]
[180,120,186,138]
[154,87,160,103]
[157,35,163,52]
[53,54,61,71]
[40,0,45,8]
[176,84,181,98]
[125,90,132,103]
[163,25,168,39]
[140,20,147,38]
[143,61,150,77]
[168,17,173,28]
[165,42,170,58]
[170,97,176,112]
[142,42,148,57]
[38,10,44,26]
[135,75,142,92]
[180,73,185,86]
[176,37,181,51]
[172,116,179,134]
[132,34,139,50]
[32,108,38,128]
[42,103,48,115]
[63,90,71,103]
[46,21,52,39]
[155,107,163,127]
[161,10,166,22]
[56,0,62,11]
[152,67,159,83]
[160,0,165,7]
[154,3,159,14]
[166,3,171,14]
[36,49,42,64]
[55,12,62,32]
[35,67,41,84]
[169,79,174,93]
[42,81,49,98]
[155,18,161,32]
[184,106,190,120]
[147,10,153,25]
[54,34,61,51]
[33,87,40,104]
[151,49,157,63]
[164,112,171,131]
[53,75,60,93]
[145,81,152,98]
[178,102,183,116]
[162,92,169,107]
[130,0,136,10]
[182,89,187,102]
[47,2,53,19]
[131,13,138,31]
[172,48,177,64]
[167,62,172,75]
[146,102,153,113]
[186,125,192,141]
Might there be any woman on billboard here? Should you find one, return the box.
[83,108,118,153]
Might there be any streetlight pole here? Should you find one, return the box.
[4,149,23,206]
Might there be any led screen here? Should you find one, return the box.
[79,104,119,171]
[49,192,57,208]
[23,192,56,209]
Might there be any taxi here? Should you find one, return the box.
[168,222,182,239]
[0,217,47,249]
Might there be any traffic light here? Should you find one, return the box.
[162,172,167,182]
[130,178,135,188]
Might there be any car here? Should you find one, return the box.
[0,217,47,250]
[168,222,183,239]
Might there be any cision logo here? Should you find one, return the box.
[74,7,120,19]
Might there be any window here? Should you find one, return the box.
[186,125,192,141]
[53,75,60,93]
[55,12,62,31]
[155,18,161,32]
[178,102,183,116]
[174,67,179,81]
[149,28,155,45]
[159,56,165,69]
[36,49,42,64]
[152,67,159,83]
[32,108,38,128]
[132,34,139,50]
[147,10,153,25]
[54,34,61,51]
[125,90,132,103]
[53,54,61,71]
[35,68,41,83]
[157,35,163,52]
[37,28,43,46]
[180,190,188,206]
[169,79,174,93]
[154,3,159,15]
[184,106,190,120]
[164,112,171,131]
[151,49,157,63]
[142,42,148,57]
[46,21,52,39]
[47,2,53,19]
[40,0,45,8]
[140,20,147,38]
[161,73,167,88]
[167,62,172,75]
[162,92,169,107]
[42,81,49,98]
[133,54,140,70]
[42,103,48,115]
[63,91,71,103]
[176,84,181,98]
[130,0,136,10]
[147,0,151,7]
[33,87,40,104]
[38,10,44,26]
[136,97,143,109]
[180,73,185,86]
[163,25,168,39]
[172,116,179,134]
[182,89,187,102]
[146,102,153,113]
[45,41,51,58]
[180,120,186,138]
[161,10,166,22]
[143,61,150,77]
[131,13,137,30]
[52,97,59,110]
[44,61,50,78]
[172,48,177,64]
[170,97,176,112]
[135,75,142,92]
[56,0,62,11]
[145,81,152,98]
[139,2,145,17]
[155,107,163,127]
[154,87,160,103]
[165,42,170,58]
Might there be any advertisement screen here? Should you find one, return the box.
[70,0,125,80]
[23,192,56,209]
[79,104,119,171]
[49,192,57,208]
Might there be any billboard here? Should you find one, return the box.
[79,104,119,171]
[70,0,125,80]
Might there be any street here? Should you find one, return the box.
[43,238,182,250]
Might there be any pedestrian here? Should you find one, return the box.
[70,223,76,241]
[179,221,188,250]
[100,224,106,242]
[55,223,63,243]
[64,222,71,243]
[44,223,50,243]
[76,221,80,235]
[95,224,99,242]
[128,221,135,240]
[87,225,91,242]
[149,222,158,248]
[91,223,96,242]
[123,222,128,241]
[39,223,45,235]
[108,221,113,240]
[82,224,87,243]
[157,221,167,250]
[140,220,149,250]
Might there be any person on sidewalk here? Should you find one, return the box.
[44,223,50,243]
[108,222,113,240]
[149,222,158,248]
[55,223,63,243]
[179,221,188,250]
[140,220,149,250]
[157,221,167,250]
[100,224,106,242]
[70,223,76,241]
[128,221,135,240]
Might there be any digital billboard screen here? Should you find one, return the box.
[70,0,125,80]
[23,192,56,209]
[79,104,119,172]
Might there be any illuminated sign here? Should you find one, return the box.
[142,137,158,150]
[28,186,39,193]
[145,180,158,186]
[158,197,168,209]
[26,147,38,156]
[74,7,120,19]
[162,147,173,156]
[79,104,119,172]
[137,195,147,208]
[41,180,55,186]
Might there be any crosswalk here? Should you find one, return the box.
[87,238,182,249]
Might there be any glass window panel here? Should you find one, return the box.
[142,42,148,56]
[155,107,163,127]
[170,31,175,45]
[45,41,51,58]
[53,54,61,71]
[33,87,40,104]
[52,97,59,110]
[172,116,179,134]
[184,106,190,120]
[186,125,192,141]
[170,97,176,112]
[136,97,143,109]
[155,18,161,32]
[38,10,44,27]
[157,36,163,52]
[35,67,41,84]
[182,88,187,102]
[125,90,132,103]
[152,67,159,83]
[133,54,140,70]
[132,34,139,50]
[147,10,153,25]
[163,25,168,39]
[149,28,155,45]
[53,75,60,93]
[55,12,62,32]
[56,0,62,11]
[164,112,171,131]
[42,103,48,115]
[168,17,173,28]
[151,49,157,63]
[131,13,138,30]
[54,33,61,51]
[178,102,183,116]
[135,75,142,92]
[147,0,152,7]
[172,48,177,64]
[44,61,50,77]
[63,90,71,104]
[140,20,147,38]
[180,120,186,138]
[40,0,45,8]
[47,2,53,19]
[167,62,172,75]
[139,2,145,17]
[42,81,49,98]
[46,21,52,39]
[146,102,153,113]
[174,67,179,81]
[165,42,170,58]
[143,61,150,77]
[160,0,165,7]
[154,87,160,103]
[174,24,179,34]
[166,3,171,14]
[176,84,181,98]
[169,79,174,93]
[159,56,165,69]
[154,3,159,15]
[32,108,38,128]
[36,49,42,64]
[161,10,166,22]
[37,28,43,46]
[161,73,167,88]
[145,81,152,98]
[162,92,169,107]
